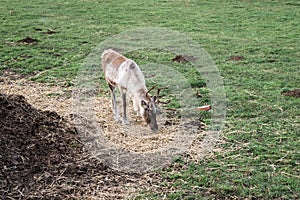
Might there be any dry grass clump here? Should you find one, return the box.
[95,97,180,152]
[0,71,73,117]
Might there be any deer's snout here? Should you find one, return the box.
[150,123,158,132]
[149,113,158,132]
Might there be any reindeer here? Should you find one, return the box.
[102,49,167,131]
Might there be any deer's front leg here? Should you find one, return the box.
[133,98,140,116]
[122,92,129,125]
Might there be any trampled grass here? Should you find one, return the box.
[1,0,299,199]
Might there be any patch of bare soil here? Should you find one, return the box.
[0,71,212,198]
[0,72,204,154]
[227,55,245,61]
[282,89,300,98]
[17,37,38,44]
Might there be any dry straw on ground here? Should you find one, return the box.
[1,71,207,156]
[0,71,215,199]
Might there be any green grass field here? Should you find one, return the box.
[1,0,299,199]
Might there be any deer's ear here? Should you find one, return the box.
[141,100,148,109]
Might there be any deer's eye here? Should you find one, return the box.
[144,105,150,111]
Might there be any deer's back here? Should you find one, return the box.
[102,49,146,93]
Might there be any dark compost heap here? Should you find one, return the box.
[0,94,157,199]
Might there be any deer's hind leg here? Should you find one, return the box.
[121,91,129,125]
[108,84,121,121]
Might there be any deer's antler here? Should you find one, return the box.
[156,86,170,104]
[146,84,157,96]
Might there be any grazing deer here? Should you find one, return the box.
[102,49,167,131]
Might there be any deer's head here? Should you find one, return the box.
[141,85,169,132]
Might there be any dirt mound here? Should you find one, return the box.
[172,54,197,63]
[0,94,161,199]
[227,55,245,61]
[282,89,300,98]
[17,37,38,44]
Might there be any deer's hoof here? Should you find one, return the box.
[122,120,130,125]
[114,115,121,122]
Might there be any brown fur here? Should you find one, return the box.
[112,56,126,67]
[102,50,126,69]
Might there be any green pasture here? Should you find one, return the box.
[1,0,299,199]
